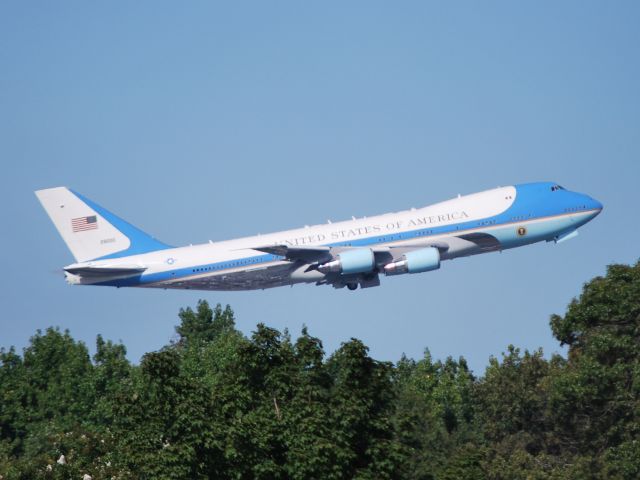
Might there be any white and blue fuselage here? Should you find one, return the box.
[36,182,602,291]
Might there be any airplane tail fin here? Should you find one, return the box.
[35,187,172,262]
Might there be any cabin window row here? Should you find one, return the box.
[564,205,587,212]
[191,257,265,273]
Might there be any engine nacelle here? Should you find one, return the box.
[317,248,375,275]
[384,247,440,275]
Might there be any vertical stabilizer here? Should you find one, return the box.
[35,187,172,262]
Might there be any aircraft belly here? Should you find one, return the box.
[149,263,297,291]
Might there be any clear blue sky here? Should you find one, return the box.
[1,2,638,374]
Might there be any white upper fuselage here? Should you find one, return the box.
[60,182,602,291]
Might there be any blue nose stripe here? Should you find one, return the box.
[590,197,603,211]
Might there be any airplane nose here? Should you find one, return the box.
[579,193,603,219]
[588,196,603,212]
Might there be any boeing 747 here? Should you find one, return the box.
[35,182,602,291]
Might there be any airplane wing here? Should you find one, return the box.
[455,233,501,252]
[253,242,450,264]
[253,242,452,290]
[252,245,332,263]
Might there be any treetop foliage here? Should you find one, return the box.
[1,260,639,479]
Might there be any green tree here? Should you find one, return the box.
[2,261,639,478]
[0,347,25,471]
[0,329,120,479]
[325,338,401,479]
[18,328,94,459]
[393,350,478,480]
[475,346,566,479]
[548,261,640,478]
[283,327,334,479]
[175,301,236,347]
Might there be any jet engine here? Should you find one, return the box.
[317,248,375,275]
[384,247,440,275]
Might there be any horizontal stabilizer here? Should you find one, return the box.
[64,265,147,277]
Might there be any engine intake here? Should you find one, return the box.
[384,247,440,275]
[317,248,375,275]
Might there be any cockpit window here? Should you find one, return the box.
[551,185,565,192]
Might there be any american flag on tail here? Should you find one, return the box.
[71,215,98,232]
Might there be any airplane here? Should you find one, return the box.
[35,182,602,292]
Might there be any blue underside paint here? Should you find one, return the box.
[70,189,174,260]
[93,182,601,288]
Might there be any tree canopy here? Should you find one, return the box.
[1,260,639,479]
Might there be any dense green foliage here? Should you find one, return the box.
[1,261,639,479]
